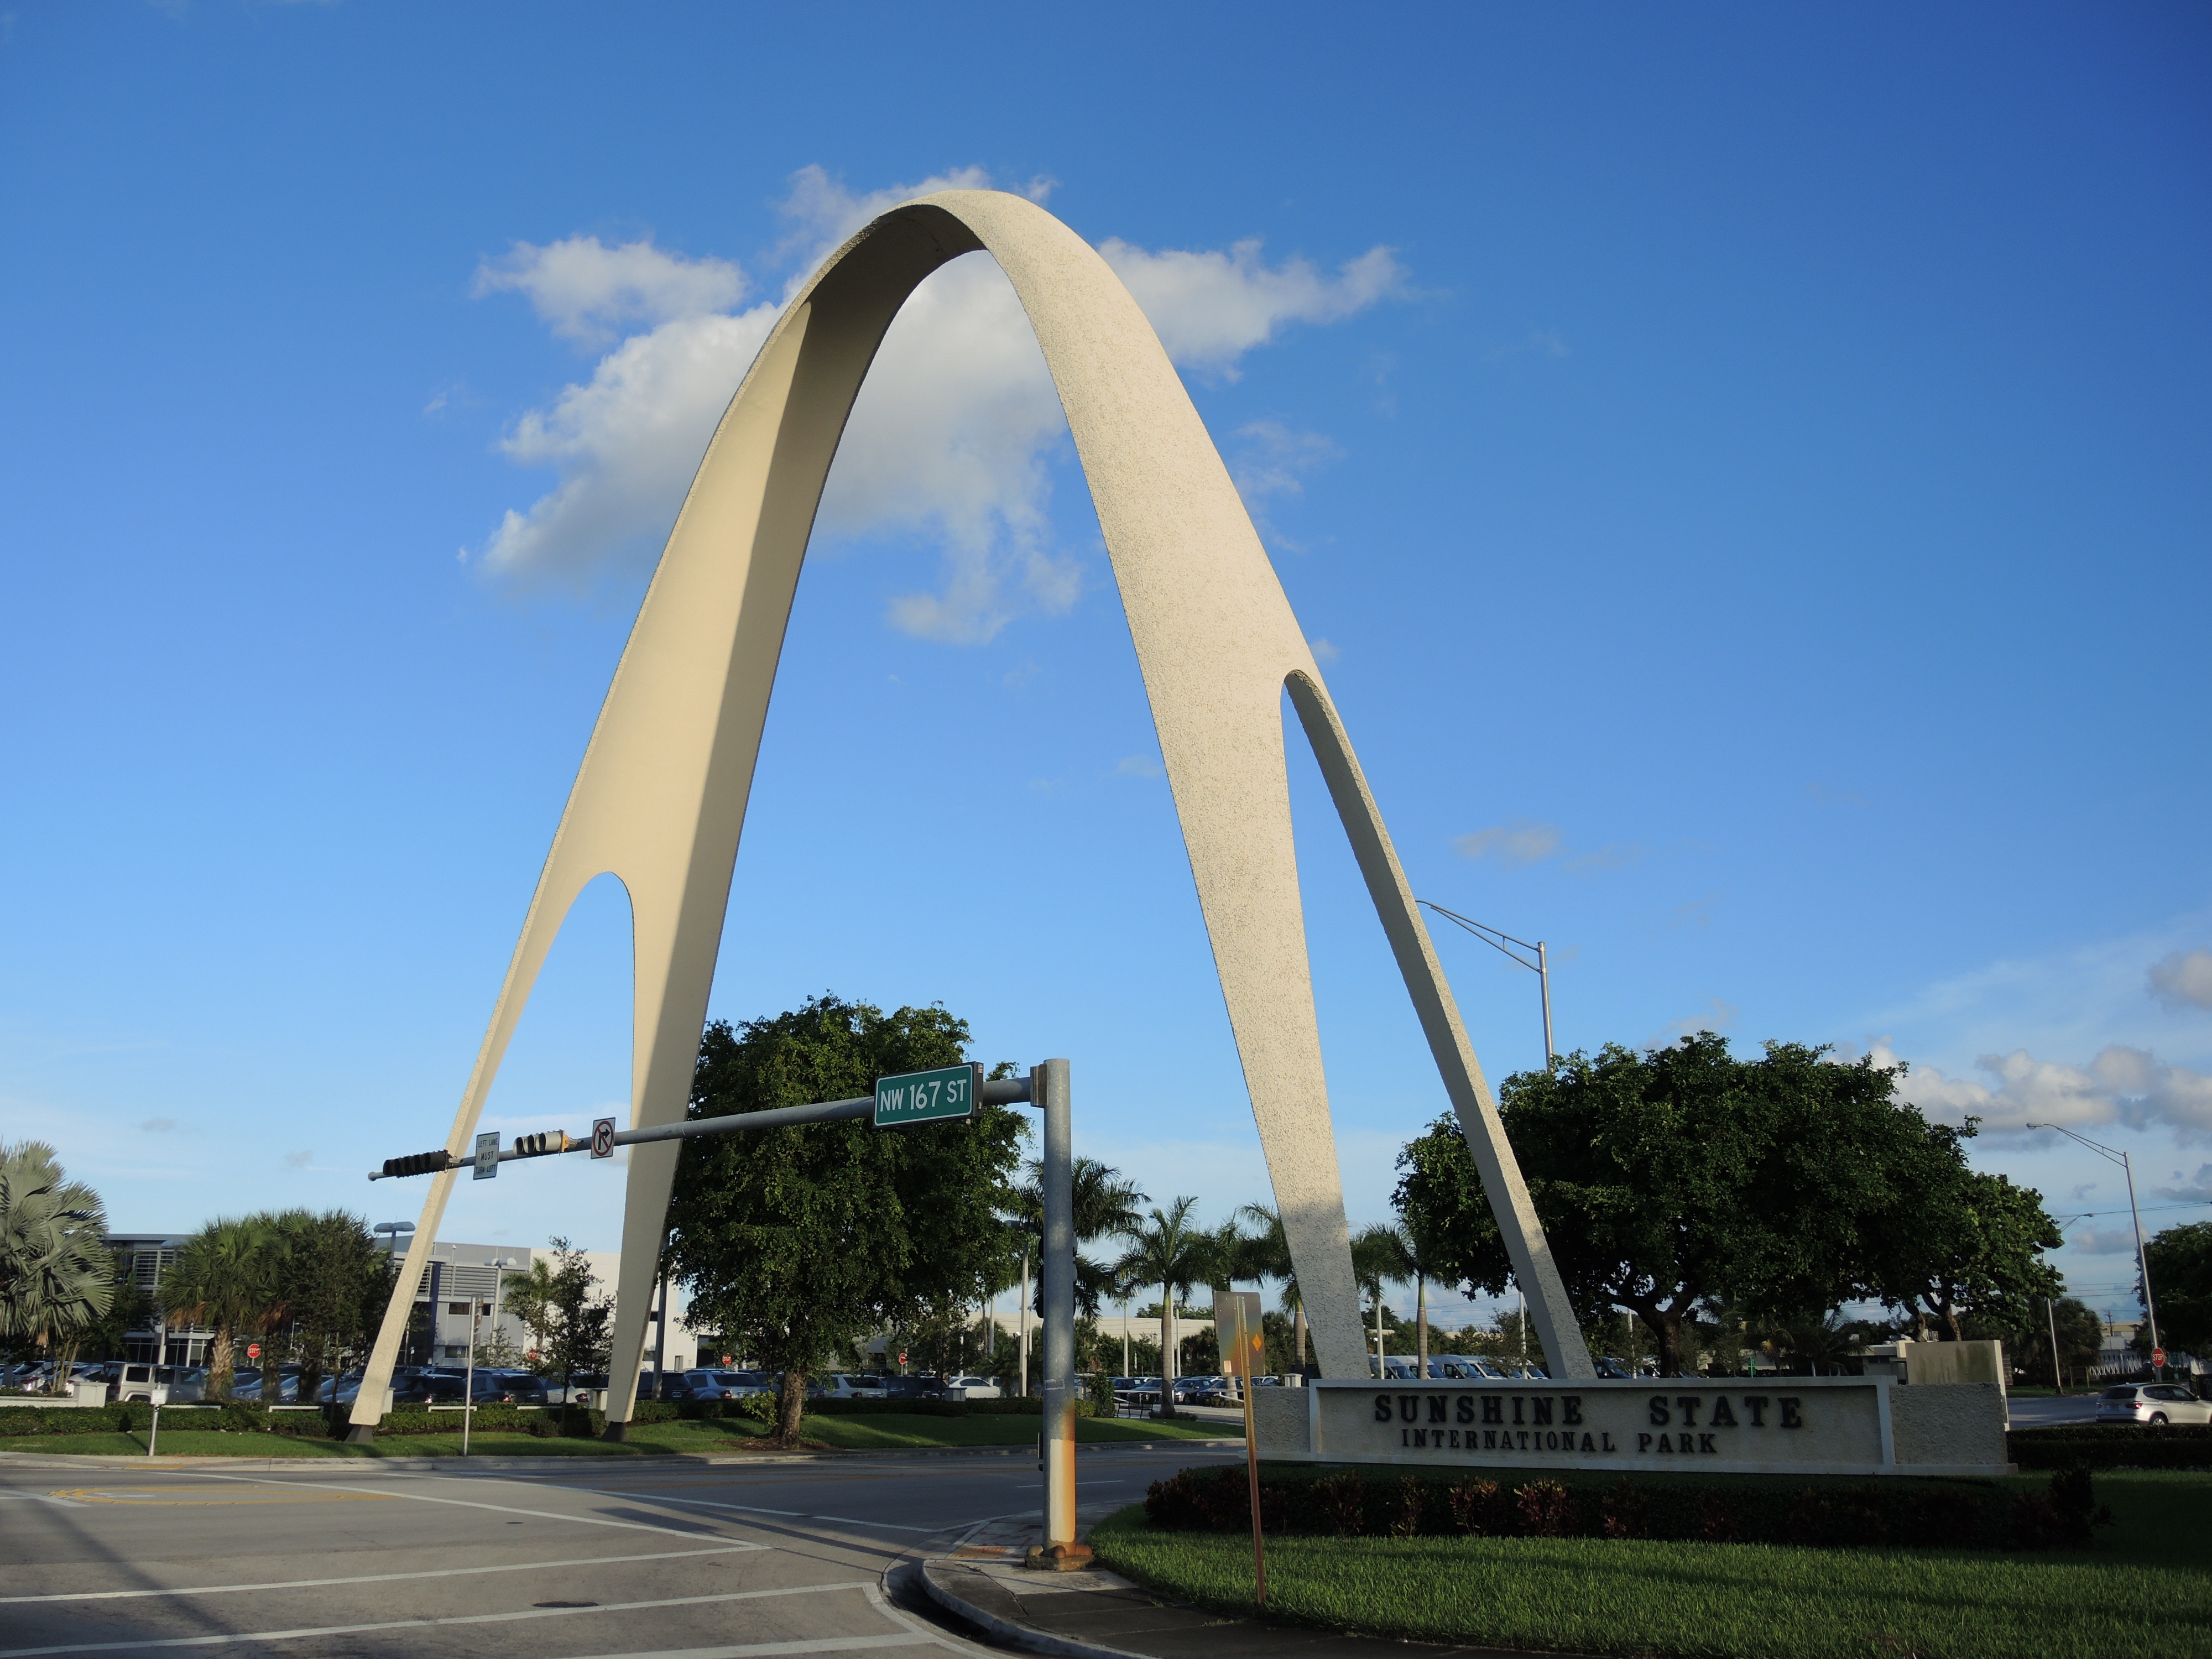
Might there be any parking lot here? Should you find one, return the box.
[0,1443,1241,1658]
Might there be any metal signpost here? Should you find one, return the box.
[1214,1287,1267,1603]
[367,1056,1085,1564]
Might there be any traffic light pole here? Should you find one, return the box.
[362,1060,1084,1563]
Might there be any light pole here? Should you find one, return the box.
[2043,1215,2090,1394]
[1417,900,1554,1065]
[373,1223,416,1370]
[460,1255,519,1457]
[2030,1124,2161,1379]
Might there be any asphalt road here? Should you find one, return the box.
[0,1442,1244,1658]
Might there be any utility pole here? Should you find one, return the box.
[364,1056,1086,1562]
[2030,1125,2161,1378]
[1418,900,1556,1066]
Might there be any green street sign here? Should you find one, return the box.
[874,1063,979,1128]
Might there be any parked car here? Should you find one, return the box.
[1593,1355,1636,1380]
[229,1370,302,1403]
[942,1375,1001,1399]
[500,1374,551,1406]
[667,1369,772,1402]
[2095,1383,2212,1426]
[814,1374,888,1401]
[392,1374,468,1406]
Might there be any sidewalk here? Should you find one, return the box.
[920,1509,1556,1659]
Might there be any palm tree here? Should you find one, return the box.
[161,1215,278,1400]
[1006,1156,1149,1392]
[1234,1202,1306,1374]
[1391,1214,1452,1377]
[1111,1196,1218,1395]
[1351,1222,1415,1373]
[0,1141,114,1390]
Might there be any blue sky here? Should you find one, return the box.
[3,3,2207,1335]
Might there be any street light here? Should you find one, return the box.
[2030,1124,2161,1379]
[2044,1214,2092,1395]
[1418,900,1554,1065]
[462,1255,518,1458]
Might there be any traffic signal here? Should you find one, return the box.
[513,1131,572,1157]
[380,1149,455,1178]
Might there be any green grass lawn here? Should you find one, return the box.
[0,1431,372,1458]
[1089,1469,2212,1659]
[0,1410,1240,1460]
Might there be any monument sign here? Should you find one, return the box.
[1257,1378,2011,1479]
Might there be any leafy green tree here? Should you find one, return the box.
[1110,1196,1220,1392]
[2140,1222,2212,1357]
[162,1216,277,1400]
[539,1237,612,1401]
[0,1142,114,1387]
[1867,1155,2062,1340]
[272,1211,389,1402]
[1396,1035,1940,1375]
[665,995,1026,1447]
[503,1257,560,1366]
[1979,1295,2101,1389]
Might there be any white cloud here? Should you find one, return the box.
[284,1149,312,1170]
[1306,637,1342,664]
[2156,1163,2212,1202]
[1454,820,1563,865]
[2067,1225,2141,1256]
[472,236,748,348]
[1098,238,1404,378]
[2151,950,2212,1012]
[469,167,1406,636]
[1875,1040,2212,1140]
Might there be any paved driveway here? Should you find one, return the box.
[0,1443,1241,1658]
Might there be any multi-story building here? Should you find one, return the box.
[102,1230,700,1378]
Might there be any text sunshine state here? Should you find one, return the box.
[1369,1392,1808,1459]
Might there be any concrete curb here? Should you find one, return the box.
[919,1557,1155,1659]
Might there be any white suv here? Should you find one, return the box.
[2094,1383,2211,1426]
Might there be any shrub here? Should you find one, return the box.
[1695,1492,1737,1542]
[1311,1473,1368,1536]
[1383,1475,1426,1538]
[1602,1478,1653,1540]
[1447,1477,1505,1537]
[1516,1480,1575,1538]
[2008,1423,2212,1470]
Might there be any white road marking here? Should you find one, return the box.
[550,1486,942,1533]
[155,1469,731,1536]
[0,1543,757,1605]
[0,1578,883,1657]
[0,1493,83,1507]
[559,1641,928,1658]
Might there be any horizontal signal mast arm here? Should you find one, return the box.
[367,1072,1035,1178]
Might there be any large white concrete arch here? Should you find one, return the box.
[352,191,1592,1431]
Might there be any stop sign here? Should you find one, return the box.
[246,1343,261,1360]
[2152,1347,2167,1368]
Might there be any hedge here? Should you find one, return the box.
[0,1391,1095,1443]
[1140,1462,2113,1552]
[2007,1423,2212,1470]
